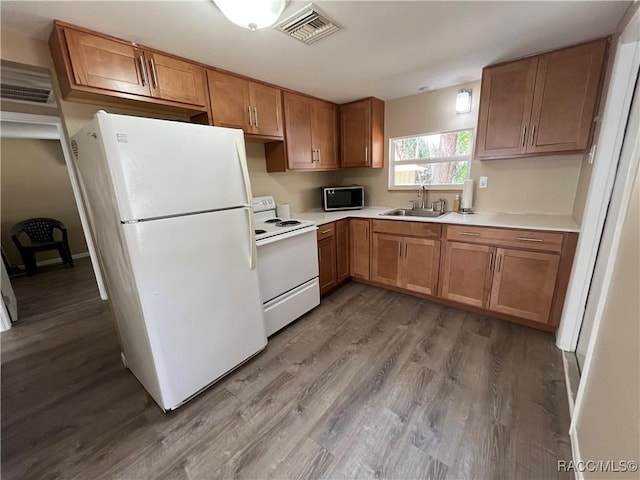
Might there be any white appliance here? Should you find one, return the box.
[253,196,320,336]
[71,112,267,412]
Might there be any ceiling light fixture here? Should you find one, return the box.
[213,0,286,31]
[456,89,472,114]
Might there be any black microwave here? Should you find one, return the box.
[321,186,365,211]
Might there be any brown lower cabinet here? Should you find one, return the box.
[315,216,575,330]
[441,242,561,324]
[371,233,440,296]
[335,220,350,282]
[317,220,350,296]
[349,219,370,280]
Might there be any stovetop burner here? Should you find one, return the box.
[276,220,301,227]
[255,229,266,235]
[264,218,281,224]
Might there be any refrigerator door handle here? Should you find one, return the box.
[246,207,257,270]
[235,137,252,207]
[235,137,256,269]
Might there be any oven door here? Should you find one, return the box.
[256,227,319,304]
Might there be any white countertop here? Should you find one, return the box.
[295,207,580,232]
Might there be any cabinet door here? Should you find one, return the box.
[249,83,283,137]
[402,238,440,296]
[284,93,315,170]
[475,58,538,158]
[207,70,250,130]
[528,39,607,154]
[313,100,339,169]
[489,248,560,323]
[349,219,370,280]
[341,100,370,167]
[371,233,403,287]
[440,242,494,308]
[146,52,207,107]
[63,28,150,96]
[336,219,350,282]
[318,237,337,296]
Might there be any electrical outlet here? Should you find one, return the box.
[479,176,488,189]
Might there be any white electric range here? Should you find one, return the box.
[252,196,320,336]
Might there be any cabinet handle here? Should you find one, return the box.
[398,242,402,257]
[317,148,321,163]
[521,126,527,147]
[318,247,321,263]
[530,125,535,146]
[137,56,148,86]
[517,237,544,242]
[148,57,158,89]
[488,252,494,271]
[496,254,502,273]
[404,243,408,257]
[460,231,481,237]
[248,106,253,126]
[364,146,369,165]
[321,229,332,234]
[365,225,368,240]
[254,107,258,127]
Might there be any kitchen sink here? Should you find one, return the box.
[382,208,448,218]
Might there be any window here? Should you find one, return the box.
[389,129,473,189]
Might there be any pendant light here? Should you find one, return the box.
[213,0,286,31]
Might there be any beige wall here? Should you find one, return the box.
[1,138,88,266]
[574,168,639,478]
[336,81,584,215]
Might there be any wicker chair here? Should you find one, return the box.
[11,218,74,275]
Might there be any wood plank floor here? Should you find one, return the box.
[2,259,572,479]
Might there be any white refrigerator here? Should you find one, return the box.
[71,112,267,411]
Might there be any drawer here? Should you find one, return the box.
[446,225,564,252]
[372,219,442,238]
[317,222,336,241]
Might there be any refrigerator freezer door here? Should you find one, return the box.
[122,207,266,410]
[95,112,251,222]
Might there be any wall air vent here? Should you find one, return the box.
[275,3,341,45]
[0,66,57,106]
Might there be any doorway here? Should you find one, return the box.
[0,112,106,329]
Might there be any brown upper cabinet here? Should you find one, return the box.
[50,21,208,113]
[340,97,385,168]
[283,92,339,170]
[475,38,608,159]
[207,70,283,138]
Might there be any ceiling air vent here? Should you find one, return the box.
[275,3,341,45]
[1,66,57,106]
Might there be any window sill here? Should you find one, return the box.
[388,185,464,192]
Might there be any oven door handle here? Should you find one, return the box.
[256,225,318,247]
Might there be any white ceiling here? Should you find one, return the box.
[0,1,629,103]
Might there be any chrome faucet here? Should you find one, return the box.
[439,198,446,213]
[417,186,427,209]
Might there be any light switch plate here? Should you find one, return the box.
[479,176,488,188]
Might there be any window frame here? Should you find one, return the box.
[388,127,474,191]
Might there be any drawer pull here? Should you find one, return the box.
[321,229,332,234]
[460,231,481,236]
[517,237,544,242]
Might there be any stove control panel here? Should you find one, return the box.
[252,195,276,213]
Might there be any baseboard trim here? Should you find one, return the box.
[17,251,90,269]
[569,425,583,480]
[562,351,581,418]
